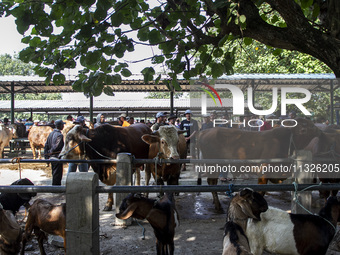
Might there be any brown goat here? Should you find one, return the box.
[0,203,22,255]
[116,193,179,255]
[223,188,268,255]
[21,199,66,255]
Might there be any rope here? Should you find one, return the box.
[11,157,22,179]
[58,141,84,158]
[226,183,234,198]
[154,152,161,185]
[292,182,336,231]
[135,219,146,240]
[86,143,115,160]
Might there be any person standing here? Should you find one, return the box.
[151,112,167,131]
[44,119,65,185]
[94,113,106,128]
[180,110,199,159]
[68,116,89,173]
[119,114,130,127]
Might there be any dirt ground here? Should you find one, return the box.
[0,161,329,255]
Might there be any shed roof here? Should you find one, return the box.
[0,74,337,93]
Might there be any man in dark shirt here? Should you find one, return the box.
[44,119,65,185]
[200,114,214,130]
[180,109,198,159]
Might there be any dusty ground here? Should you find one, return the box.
[0,158,329,255]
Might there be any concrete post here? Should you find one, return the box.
[291,150,313,214]
[115,153,133,226]
[66,172,99,255]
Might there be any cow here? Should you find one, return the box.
[198,118,322,211]
[304,131,340,199]
[60,123,151,211]
[0,124,18,158]
[142,126,187,188]
[28,125,53,159]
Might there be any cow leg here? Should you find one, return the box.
[104,193,113,211]
[207,177,223,212]
[135,167,141,186]
[37,148,42,160]
[31,145,37,159]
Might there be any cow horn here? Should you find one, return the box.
[177,130,186,135]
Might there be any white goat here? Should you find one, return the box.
[246,196,340,255]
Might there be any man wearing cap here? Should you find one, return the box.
[180,110,199,160]
[44,120,65,185]
[151,112,167,131]
[119,113,130,127]
[68,116,89,173]
[168,113,177,127]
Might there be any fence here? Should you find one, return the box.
[1,151,340,254]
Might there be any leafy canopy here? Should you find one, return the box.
[0,0,339,96]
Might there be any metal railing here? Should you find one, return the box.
[1,152,340,254]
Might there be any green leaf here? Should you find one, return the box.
[112,74,122,84]
[171,79,181,91]
[53,73,65,85]
[243,37,252,46]
[86,51,102,65]
[141,67,155,83]
[121,68,132,77]
[151,55,165,64]
[72,79,84,92]
[103,86,115,96]
[211,63,225,78]
[301,0,313,9]
[29,37,42,47]
[239,15,246,23]
[148,29,162,44]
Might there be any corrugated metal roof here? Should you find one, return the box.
[0,98,250,113]
[0,74,338,93]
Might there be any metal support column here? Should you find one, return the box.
[330,80,334,124]
[170,91,174,114]
[11,82,14,123]
[90,96,94,123]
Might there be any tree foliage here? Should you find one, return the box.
[0,0,339,96]
[0,54,62,100]
[0,54,34,76]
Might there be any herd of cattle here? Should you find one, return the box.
[1,117,340,254]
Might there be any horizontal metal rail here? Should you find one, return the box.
[2,183,339,194]
[96,183,340,193]
[0,157,337,165]
[0,158,117,164]
[0,185,65,193]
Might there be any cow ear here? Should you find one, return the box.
[115,203,138,220]
[142,134,160,144]
[177,130,186,135]
[304,137,319,156]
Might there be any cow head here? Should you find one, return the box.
[290,118,322,149]
[60,125,91,159]
[4,124,18,139]
[142,126,185,160]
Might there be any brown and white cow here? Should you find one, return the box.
[60,123,151,211]
[28,125,53,159]
[198,118,322,211]
[0,124,18,158]
[142,125,187,187]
